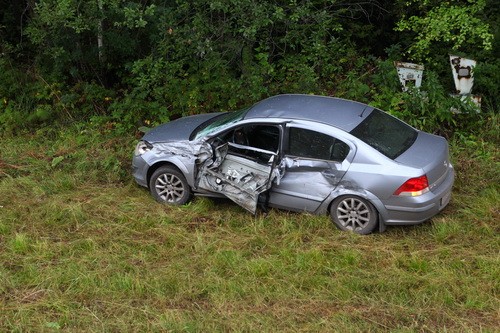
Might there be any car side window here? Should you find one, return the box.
[287,127,350,162]
[215,124,281,164]
[223,125,280,153]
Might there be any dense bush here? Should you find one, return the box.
[0,0,497,135]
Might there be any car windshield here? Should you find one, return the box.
[192,107,248,140]
[350,109,417,159]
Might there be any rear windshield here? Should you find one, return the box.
[350,109,417,159]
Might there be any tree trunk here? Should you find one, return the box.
[97,0,104,63]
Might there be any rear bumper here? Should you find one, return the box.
[382,166,454,225]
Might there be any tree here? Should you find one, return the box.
[395,0,494,62]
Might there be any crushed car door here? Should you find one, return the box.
[196,142,281,214]
[267,126,353,212]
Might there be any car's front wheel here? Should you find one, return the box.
[149,166,191,205]
[330,196,378,234]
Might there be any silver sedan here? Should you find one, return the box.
[133,94,454,234]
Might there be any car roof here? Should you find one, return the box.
[243,94,374,132]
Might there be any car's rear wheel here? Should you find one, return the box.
[330,196,378,234]
[149,166,191,205]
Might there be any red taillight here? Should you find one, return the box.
[394,175,429,196]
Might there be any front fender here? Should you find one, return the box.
[146,156,194,185]
[143,140,212,187]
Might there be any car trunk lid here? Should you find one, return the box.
[395,132,452,191]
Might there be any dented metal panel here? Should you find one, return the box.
[138,140,213,186]
[394,61,424,91]
[153,140,212,163]
[267,156,350,213]
[196,143,281,214]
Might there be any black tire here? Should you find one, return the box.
[330,196,378,235]
[149,166,191,205]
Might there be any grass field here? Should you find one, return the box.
[1,123,498,332]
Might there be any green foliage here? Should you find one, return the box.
[0,0,498,135]
[105,0,363,126]
[369,60,492,136]
[396,0,494,62]
[0,59,49,133]
[115,2,157,29]
[0,57,115,134]
[473,59,500,111]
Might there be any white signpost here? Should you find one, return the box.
[449,55,481,112]
[395,62,424,91]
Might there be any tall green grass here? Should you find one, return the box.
[0,123,498,332]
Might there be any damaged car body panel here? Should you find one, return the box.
[133,94,454,234]
[196,143,281,214]
[141,140,212,186]
[267,122,355,212]
[268,158,350,212]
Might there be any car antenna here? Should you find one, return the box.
[359,106,369,117]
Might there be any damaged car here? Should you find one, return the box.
[132,94,454,234]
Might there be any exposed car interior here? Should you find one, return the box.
[198,125,282,213]
[215,124,281,164]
